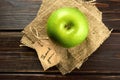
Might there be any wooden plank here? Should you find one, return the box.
[0,0,42,30]
[96,0,120,31]
[0,32,119,73]
[96,0,120,11]
[0,74,120,80]
[0,0,119,31]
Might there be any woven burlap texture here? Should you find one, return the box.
[21,0,111,74]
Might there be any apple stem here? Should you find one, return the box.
[65,23,73,30]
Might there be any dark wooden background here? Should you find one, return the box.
[0,0,120,80]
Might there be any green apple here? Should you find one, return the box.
[47,7,88,48]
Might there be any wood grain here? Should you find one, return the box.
[0,32,119,74]
[0,0,120,79]
[0,0,119,31]
[0,0,42,30]
[0,74,120,80]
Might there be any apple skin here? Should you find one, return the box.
[47,7,88,48]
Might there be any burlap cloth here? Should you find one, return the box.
[21,0,111,75]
